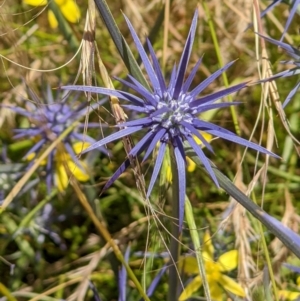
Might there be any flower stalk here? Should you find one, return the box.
[168,147,181,301]
[185,196,211,301]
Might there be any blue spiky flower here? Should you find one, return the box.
[62,10,278,229]
[258,33,300,107]
[8,85,107,192]
[261,0,300,41]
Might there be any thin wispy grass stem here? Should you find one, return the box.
[201,1,240,136]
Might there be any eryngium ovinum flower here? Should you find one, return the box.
[260,0,300,41]
[62,9,278,229]
[10,85,107,192]
[257,33,300,108]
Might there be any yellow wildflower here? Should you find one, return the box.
[23,0,80,28]
[179,231,245,301]
[26,142,90,192]
[277,276,300,300]
[165,132,213,182]
[54,142,90,192]
[278,290,300,301]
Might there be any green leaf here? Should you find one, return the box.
[185,145,300,259]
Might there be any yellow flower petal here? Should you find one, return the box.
[209,281,223,301]
[206,261,222,280]
[25,152,36,161]
[187,132,212,173]
[55,162,69,191]
[54,148,90,191]
[72,142,91,155]
[25,152,47,166]
[67,159,90,182]
[23,0,47,6]
[55,0,67,5]
[279,290,300,301]
[48,10,58,28]
[179,256,199,274]
[203,231,214,259]
[218,250,238,272]
[193,132,212,146]
[187,157,196,172]
[179,275,202,301]
[60,0,80,23]
[218,274,246,297]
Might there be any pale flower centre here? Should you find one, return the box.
[205,261,222,281]
[156,92,192,129]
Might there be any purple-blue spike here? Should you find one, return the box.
[280,0,300,41]
[115,76,157,106]
[140,265,168,301]
[186,135,218,187]
[118,246,130,301]
[147,142,166,198]
[190,82,247,108]
[180,121,214,153]
[256,32,300,107]
[206,130,280,157]
[102,159,131,193]
[81,126,143,154]
[173,9,198,99]
[182,57,203,93]
[128,131,154,157]
[142,128,167,162]
[123,14,159,90]
[174,146,186,231]
[283,263,300,274]
[282,80,300,108]
[194,102,241,114]
[146,38,167,93]
[190,60,237,98]
[260,0,300,41]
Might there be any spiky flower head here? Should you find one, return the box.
[9,85,107,192]
[258,34,300,108]
[62,9,278,229]
[260,0,300,41]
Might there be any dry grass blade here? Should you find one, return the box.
[68,245,110,301]
[69,174,150,301]
[270,189,299,267]
[221,158,264,298]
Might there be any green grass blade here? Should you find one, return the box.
[185,146,300,258]
[201,1,240,135]
[47,1,80,54]
[185,196,211,301]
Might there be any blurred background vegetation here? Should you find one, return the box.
[1,0,300,300]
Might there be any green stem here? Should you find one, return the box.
[168,147,180,301]
[202,1,240,135]
[47,1,80,55]
[251,193,279,301]
[185,145,300,258]
[12,189,58,239]
[185,197,211,301]
[0,283,18,301]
